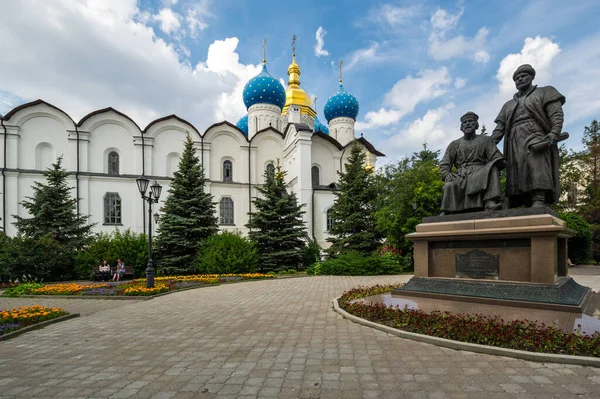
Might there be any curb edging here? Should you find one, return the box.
[0,313,80,342]
[332,297,600,367]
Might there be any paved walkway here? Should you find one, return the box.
[0,274,599,399]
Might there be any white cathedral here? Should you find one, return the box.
[0,50,383,249]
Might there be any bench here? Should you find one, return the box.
[92,265,136,281]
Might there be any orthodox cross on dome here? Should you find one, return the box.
[338,61,343,83]
[262,38,267,64]
[291,34,297,57]
[275,158,285,182]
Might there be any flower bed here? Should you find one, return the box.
[339,284,600,357]
[0,305,69,336]
[2,273,275,297]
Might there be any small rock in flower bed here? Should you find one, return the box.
[219,276,244,282]
[174,281,205,289]
[80,288,117,296]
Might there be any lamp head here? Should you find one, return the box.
[136,175,149,196]
[150,180,162,200]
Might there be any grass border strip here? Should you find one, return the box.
[0,313,80,342]
[332,297,600,367]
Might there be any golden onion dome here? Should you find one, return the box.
[282,55,316,117]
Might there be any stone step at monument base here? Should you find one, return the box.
[392,276,591,312]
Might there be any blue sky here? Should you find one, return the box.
[1,0,599,164]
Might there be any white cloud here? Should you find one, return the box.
[0,0,258,128]
[496,36,561,94]
[367,4,420,27]
[355,108,402,131]
[430,7,462,34]
[346,42,381,70]
[355,67,451,131]
[454,77,467,88]
[314,26,329,57]
[186,6,208,38]
[154,8,182,35]
[428,7,490,63]
[389,104,455,151]
[474,49,490,64]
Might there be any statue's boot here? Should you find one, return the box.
[531,191,546,208]
[484,199,502,211]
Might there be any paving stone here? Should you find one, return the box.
[0,276,599,398]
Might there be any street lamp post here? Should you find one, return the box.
[136,176,162,288]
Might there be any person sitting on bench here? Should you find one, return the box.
[113,258,126,281]
[99,260,111,282]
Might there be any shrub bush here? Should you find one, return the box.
[195,231,258,274]
[559,212,592,264]
[307,251,407,276]
[74,229,148,280]
[0,234,73,282]
[301,240,321,270]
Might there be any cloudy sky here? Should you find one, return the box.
[0,0,598,164]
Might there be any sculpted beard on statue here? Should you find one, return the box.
[491,64,568,208]
[439,112,505,215]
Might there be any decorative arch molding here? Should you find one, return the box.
[143,114,201,139]
[251,132,284,148]
[78,107,142,136]
[202,121,248,141]
[252,126,284,142]
[3,99,76,129]
[204,128,246,146]
[311,138,337,158]
[35,142,55,171]
[166,152,180,176]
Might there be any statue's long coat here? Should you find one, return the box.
[492,85,565,205]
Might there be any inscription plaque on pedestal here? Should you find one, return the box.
[456,249,499,279]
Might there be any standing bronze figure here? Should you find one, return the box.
[492,64,568,208]
[440,112,505,214]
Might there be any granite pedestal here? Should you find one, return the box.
[394,209,591,311]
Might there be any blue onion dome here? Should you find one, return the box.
[324,83,359,123]
[242,63,286,110]
[236,114,248,135]
[314,116,329,134]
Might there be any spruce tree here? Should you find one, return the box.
[13,156,93,249]
[327,142,382,255]
[13,157,94,280]
[155,133,218,275]
[246,161,307,272]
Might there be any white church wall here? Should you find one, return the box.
[311,139,339,186]
[17,115,69,171]
[252,132,283,183]
[313,190,336,249]
[212,184,249,234]
[82,116,138,175]
[206,130,245,183]
[152,128,188,178]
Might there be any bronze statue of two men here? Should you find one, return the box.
[440,64,568,214]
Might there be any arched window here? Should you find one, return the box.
[167,152,180,177]
[266,163,275,180]
[35,143,54,171]
[311,166,320,187]
[219,197,234,225]
[326,209,334,231]
[108,151,119,176]
[223,160,233,182]
[104,193,122,225]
